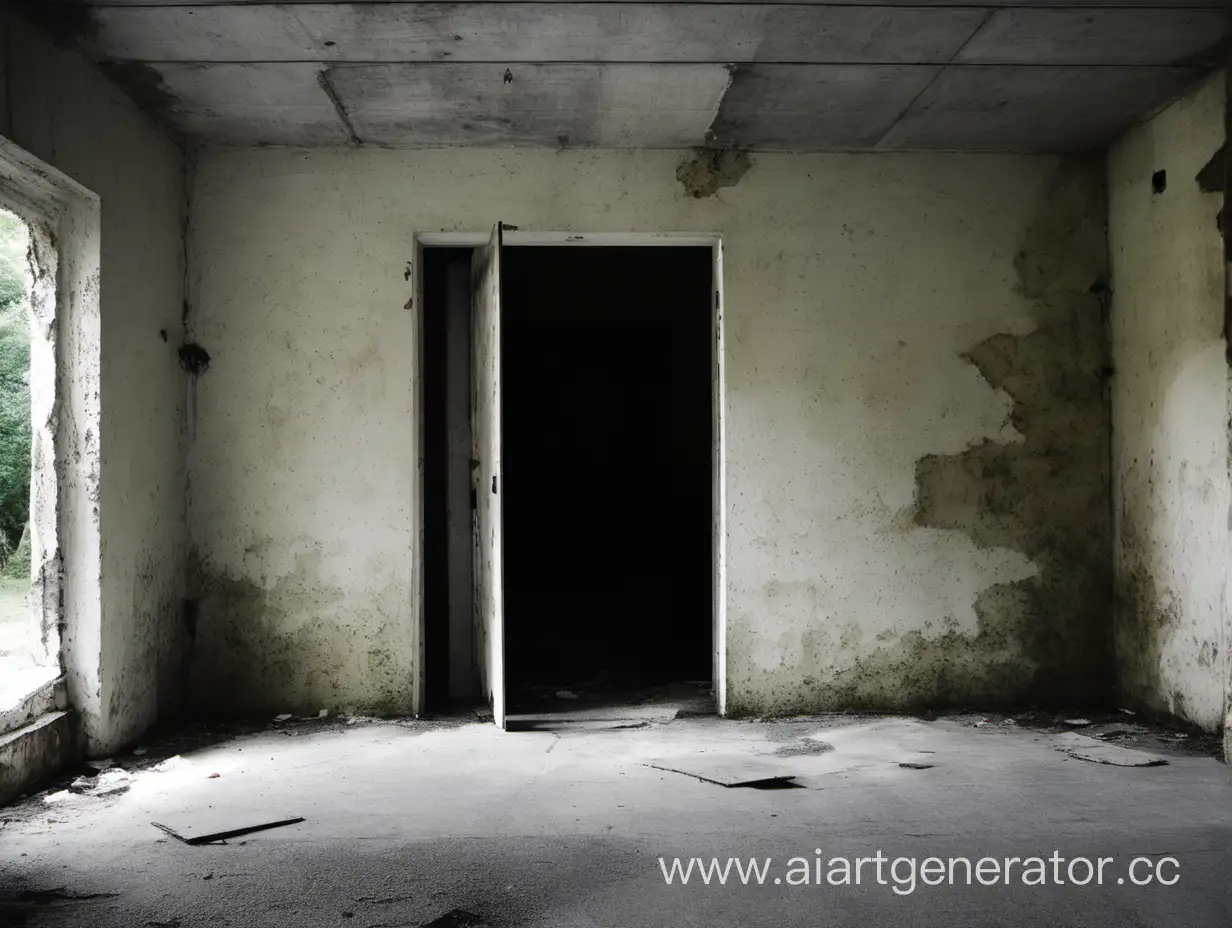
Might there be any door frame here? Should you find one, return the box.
[410,231,728,718]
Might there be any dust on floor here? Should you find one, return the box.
[1,711,1229,927]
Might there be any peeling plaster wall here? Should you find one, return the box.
[189,148,1110,716]
[1109,73,1230,733]
[0,15,186,752]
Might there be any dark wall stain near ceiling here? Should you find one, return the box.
[96,60,183,138]
[11,0,98,49]
[9,0,184,139]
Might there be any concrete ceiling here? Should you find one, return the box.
[36,1,1232,151]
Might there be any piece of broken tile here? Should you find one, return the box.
[151,812,306,845]
[646,755,796,787]
[1054,732,1167,767]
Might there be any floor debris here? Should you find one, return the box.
[771,739,834,758]
[1054,732,1168,767]
[1062,718,1093,727]
[67,768,132,798]
[785,719,945,787]
[2,713,1227,928]
[646,755,798,788]
[1090,723,1146,741]
[898,762,936,770]
[150,814,306,845]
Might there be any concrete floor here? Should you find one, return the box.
[1,712,1229,927]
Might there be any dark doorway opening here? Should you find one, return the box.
[422,243,715,717]
[501,247,713,712]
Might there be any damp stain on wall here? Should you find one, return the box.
[187,547,415,716]
[725,156,1113,716]
[911,156,1113,706]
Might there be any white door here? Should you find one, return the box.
[471,222,506,727]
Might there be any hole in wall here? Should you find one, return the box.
[178,342,211,375]
[1151,170,1167,194]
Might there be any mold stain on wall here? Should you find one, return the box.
[187,547,414,716]
[910,156,1113,707]
[726,157,1112,715]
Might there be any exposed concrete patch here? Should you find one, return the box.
[675,148,750,199]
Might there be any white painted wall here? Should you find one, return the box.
[0,16,186,752]
[1109,73,1230,732]
[188,147,1106,716]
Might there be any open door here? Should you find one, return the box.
[471,222,506,727]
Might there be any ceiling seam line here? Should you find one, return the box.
[872,6,995,148]
[317,66,363,145]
